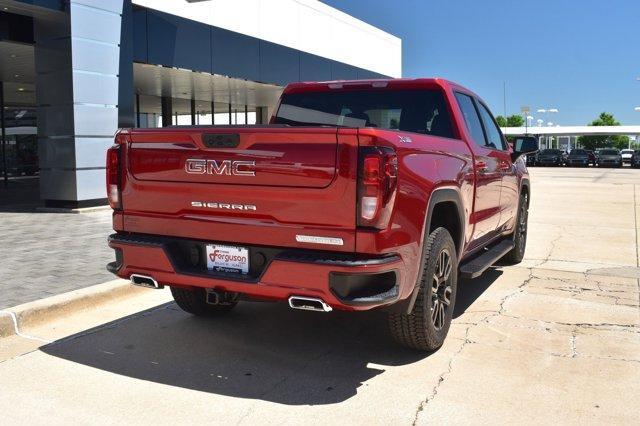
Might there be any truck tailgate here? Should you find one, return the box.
[120,127,358,252]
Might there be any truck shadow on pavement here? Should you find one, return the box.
[41,270,501,405]
[454,268,503,318]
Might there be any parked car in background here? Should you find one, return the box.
[586,150,597,166]
[525,152,538,167]
[620,149,634,164]
[565,149,590,167]
[537,149,564,166]
[597,149,623,168]
[632,150,640,168]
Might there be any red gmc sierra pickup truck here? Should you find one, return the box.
[106,78,537,351]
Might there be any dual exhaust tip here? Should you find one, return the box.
[130,274,163,289]
[131,275,332,313]
[288,296,332,312]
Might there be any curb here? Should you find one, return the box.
[35,205,112,214]
[0,279,145,339]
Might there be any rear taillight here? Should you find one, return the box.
[357,146,398,229]
[106,145,121,209]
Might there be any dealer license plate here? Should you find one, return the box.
[206,244,249,274]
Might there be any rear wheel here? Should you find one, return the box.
[388,227,458,351]
[504,192,529,264]
[171,287,238,316]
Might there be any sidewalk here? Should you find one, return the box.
[0,209,114,309]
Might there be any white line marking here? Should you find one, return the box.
[0,310,52,344]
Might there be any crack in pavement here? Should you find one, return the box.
[411,269,536,424]
[411,264,639,424]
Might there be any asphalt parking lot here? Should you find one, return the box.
[0,167,638,425]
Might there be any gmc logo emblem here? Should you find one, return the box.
[185,159,256,176]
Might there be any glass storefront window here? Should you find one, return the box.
[136,94,162,128]
[213,102,230,124]
[172,97,192,126]
[194,101,212,125]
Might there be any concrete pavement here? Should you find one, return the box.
[0,167,638,425]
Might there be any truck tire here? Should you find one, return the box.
[170,287,237,316]
[504,192,529,264]
[388,227,458,351]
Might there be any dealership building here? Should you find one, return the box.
[0,0,401,208]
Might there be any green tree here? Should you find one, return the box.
[578,112,629,150]
[496,114,525,127]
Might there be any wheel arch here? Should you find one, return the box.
[423,187,465,259]
[519,177,531,206]
[396,186,465,314]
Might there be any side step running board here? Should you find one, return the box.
[459,240,515,279]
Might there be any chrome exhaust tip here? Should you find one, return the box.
[130,274,163,289]
[288,296,332,312]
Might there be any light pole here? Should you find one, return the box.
[635,107,639,149]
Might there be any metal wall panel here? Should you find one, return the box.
[75,168,106,200]
[38,137,75,169]
[118,0,135,128]
[299,52,331,82]
[14,0,64,11]
[38,169,77,200]
[73,105,118,136]
[70,2,122,43]
[72,71,119,105]
[72,0,123,14]
[211,27,259,81]
[71,37,120,75]
[74,137,114,168]
[132,8,147,62]
[147,9,211,73]
[36,70,73,107]
[330,61,358,80]
[259,40,299,86]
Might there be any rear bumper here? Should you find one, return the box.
[538,158,561,165]
[598,159,622,166]
[107,233,406,311]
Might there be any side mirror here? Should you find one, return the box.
[511,136,538,162]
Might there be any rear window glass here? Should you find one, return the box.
[600,149,619,155]
[274,89,455,138]
[570,149,587,155]
[540,149,562,155]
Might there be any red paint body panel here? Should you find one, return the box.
[108,78,530,311]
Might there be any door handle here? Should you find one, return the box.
[475,161,488,174]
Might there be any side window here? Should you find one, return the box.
[477,103,507,150]
[454,93,486,147]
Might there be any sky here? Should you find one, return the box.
[323,0,640,126]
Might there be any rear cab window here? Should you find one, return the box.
[274,88,456,138]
